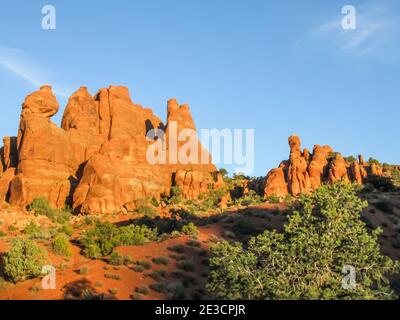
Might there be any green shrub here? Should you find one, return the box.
[83,244,102,260]
[2,238,48,283]
[177,260,195,272]
[109,287,118,295]
[135,286,149,295]
[365,175,395,192]
[181,222,199,236]
[237,190,263,207]
[284,194,294,204]
[187,239,201,247]
[52,233,72,257]
[0,230,6,237]
[150,283,167,293]
[123,255,133,266]
[345,156,357,163]
[83,216,95,226]
[150,197,159,207]
[104,273,121,281]
[168,244,185,254]
[207,182,399,300]
[168,186,183,205]
[80,288,104,300]
[8,225,17,232]
[79,266,89,275]
[218,168,228,178]
[118,224,158,246]
[266,194,280,204]
[23,221,47,239]
[200,189,227,210]
[167,281,186,300]
[375,197,395,214]
[369,158,380,165]
[28,198,71,224]
[148,270,167,281]
[136,260,152,270]
[58,224,74,237]
[152,256,169,266]
[80,221,158,258]
[131,293,143,300]
[108,251,123,266]
[232,219,259,236]
[132,265,144,273]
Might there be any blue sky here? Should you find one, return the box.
[1,0,399,176]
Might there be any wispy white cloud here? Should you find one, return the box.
[305,1,400,62]
[0,46,70,97]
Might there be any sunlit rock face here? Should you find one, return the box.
[0,85,221,214]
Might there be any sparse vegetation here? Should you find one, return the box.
[109,287,118,295]
[136,260,152,270]
[80,221,158,259]
[187,239,201,247]
[79,266,89,275]
[104,273,121,281]
[177,260,195,272]
[365,175,396,192]
[123,255,133,266]
[374,197,395,214]
[108,251,123,266]
[7,225,17,232]
[135,286,149,295]
[368,158,380,165]
[28,197,71,224]
[51,233,72,257]
[148,270,167,281]
[132,265,144,273]
[181,222,199,236]
[345,156,357,163]
[167,281,186,300]
[149,282,167,293]
[58,224,74,237]
[168,244,185,254]
[265,193,280,204]
[232,219,259,236]
[237,190,263,207]
[168,186,184,205]
[152,256,169,266]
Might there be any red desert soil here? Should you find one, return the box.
[0,198,398,300]
[0,203,285,300]
[0,225,222,300]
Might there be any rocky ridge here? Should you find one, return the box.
[264,134,385,198]
[0,85,220,214]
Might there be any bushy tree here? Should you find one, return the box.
[207,182,398,300]
[2,238,48,283]
[52,233,72,257]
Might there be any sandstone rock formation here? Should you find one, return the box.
[0,85,221,214]
[264,135,383,198]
